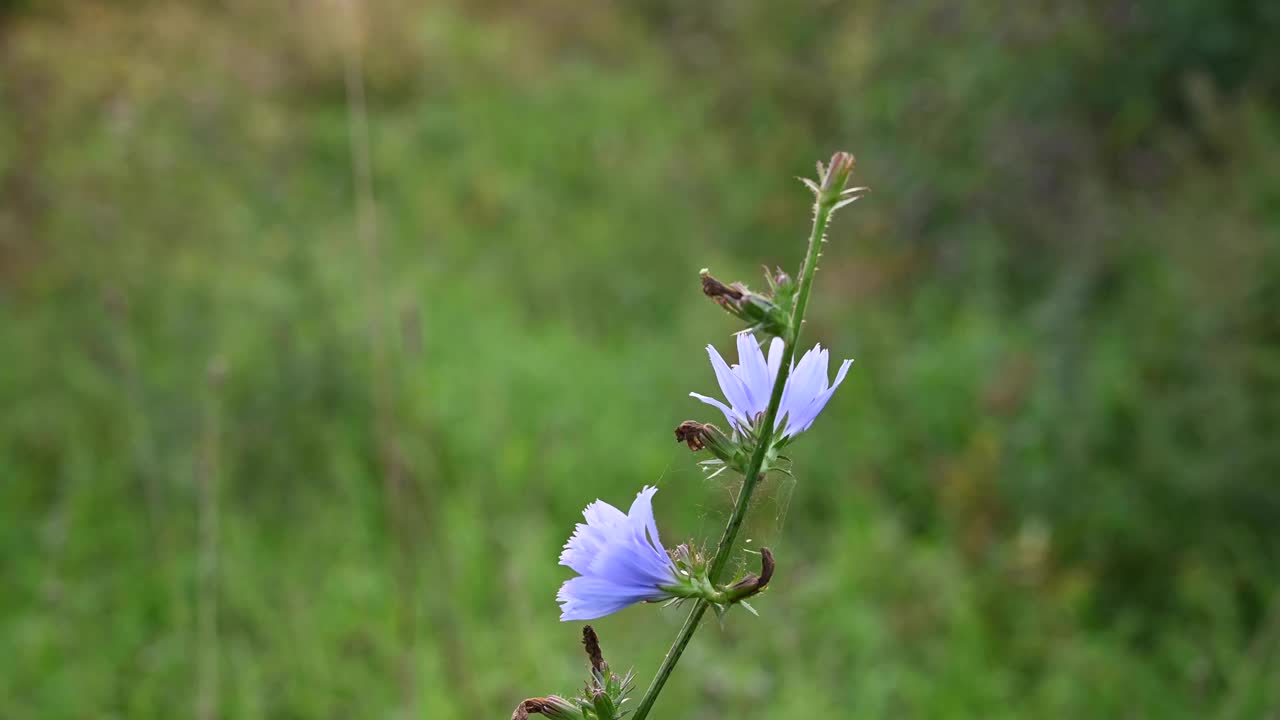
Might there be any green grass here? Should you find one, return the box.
[2,1,1279,718]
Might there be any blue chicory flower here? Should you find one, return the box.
[558,486,679,621]
[690,333,852,439]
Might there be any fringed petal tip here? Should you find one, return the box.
[556,487,678,621]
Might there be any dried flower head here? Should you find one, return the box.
[699,268,793,338]
[582,625,607,678]
[673,420,710,451]
[510,696,579,720]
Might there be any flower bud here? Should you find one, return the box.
[819,151,856,195]
[591,689,617,720]
[804,151,868,212]
[764,265,793,295]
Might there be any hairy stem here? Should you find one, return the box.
[630,180,839,720]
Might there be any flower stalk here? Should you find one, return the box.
[629,152,862,720]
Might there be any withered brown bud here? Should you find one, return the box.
[582,625,606,678]
[511,697,574,720]
[699,267,791,338]
[674,420,711,451]
[675,421,744,473]
[700,270,745,303]
[728,547,775,598]
[511,699,550,720]
[700,269,758,318]
[756,546,775,588]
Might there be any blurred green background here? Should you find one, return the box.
[3,0,1279,717]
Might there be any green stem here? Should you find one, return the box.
[630,190,837,720]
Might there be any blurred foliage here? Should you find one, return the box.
[1,0,1278,718]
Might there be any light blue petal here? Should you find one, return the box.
[589,487,675,587]
[559,498,628,573]
[584,499,627,527]
[777,346,852,437]
[794,357,853,433]
[689,392,746,432]
[706,344,751,423]
[767,337,784,381]
[734,333,771,415]
[557,576,669,621]
[630,486,664,553]
[589,535,674,590]
[558,486,678,622]
[777,349,811,434]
